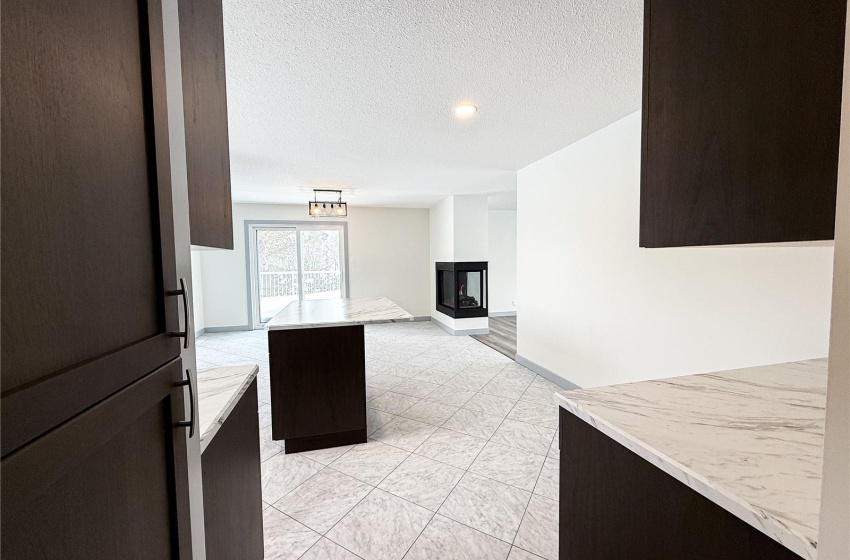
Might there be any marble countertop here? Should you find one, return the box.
[266,297,413,330]
[197,364,259,453]
[554,359,828,560]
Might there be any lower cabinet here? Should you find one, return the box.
[1,360,193,559]
[559,409,802,560]
[202,378,263,560]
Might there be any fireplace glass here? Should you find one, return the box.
[440,269,455,309]
[457,271,481,309]
[435,262,488,319]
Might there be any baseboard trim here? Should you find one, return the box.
[205,325,253,333]
[458,328,490,335]
[431,318,489,336]
[195,327,206,338]
[516,354,582,390]
[489,311,517,317]
[410,316,431,322]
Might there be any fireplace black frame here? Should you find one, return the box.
[435,261,488,319]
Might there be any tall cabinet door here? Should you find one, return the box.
[1,0,193,557]
[2,360,193,559]
[1,0,185,450]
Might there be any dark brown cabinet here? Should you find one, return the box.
[179,0,234,249]
[2,0,194,556]
[559,409,801,560]
[640,0,846,248]
[1,0,185,453]
[3,361,193,559]
[270,325,368,453]
[202,379,264,560]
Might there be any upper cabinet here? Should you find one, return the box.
[640,0,846,248]
[179,0,234,249]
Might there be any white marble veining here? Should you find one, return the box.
[554,358,828,560]
[197,364,259,452]
[438,471,531,542]
[514,495,559,560]
[325,489,432,560]
[266,296,413,330]
[275,468,372,534]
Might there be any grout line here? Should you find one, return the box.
[297,538,368,560]
[511,451,550,548]
[398,504,438,559]
[266,456,326,505]
[429,511,519,548]
[369,428,542,495]
[320,486,376,541]
[265,505,328,559]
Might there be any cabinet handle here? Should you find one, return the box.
[167,277,192,349]
[176,369,195,438]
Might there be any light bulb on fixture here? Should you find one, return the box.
[453,103,477,118]
[308,189,347,217]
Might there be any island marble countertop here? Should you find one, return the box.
[554,359,827,560]
[266,296,413,330]
[197,364,259,453]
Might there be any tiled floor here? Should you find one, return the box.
[196,321,560,560]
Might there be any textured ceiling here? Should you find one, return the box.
[222,0,643,208]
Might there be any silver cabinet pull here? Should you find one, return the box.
[167,277,192,349]
[176,369,195,438]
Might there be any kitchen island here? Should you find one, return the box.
[267,297,413,452]
[555,359,827,560]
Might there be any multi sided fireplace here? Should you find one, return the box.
[435,261,488,318]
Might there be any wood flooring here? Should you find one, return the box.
[472,316,517,360]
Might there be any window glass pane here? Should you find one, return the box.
[300,229,343,300]
[257,229,298,322]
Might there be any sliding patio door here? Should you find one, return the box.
[249,223,347,327]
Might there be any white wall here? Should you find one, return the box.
[452,195,489,262]
[818,8,850,555]
[347,207,429,317]
[190,250,206,334]
[199,203,431,328]
[517,111,835,388]
[488,210,517,314]
[429,197,455,319]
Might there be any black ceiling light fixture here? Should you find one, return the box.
[308,189,347,218]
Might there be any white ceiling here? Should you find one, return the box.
[222,0,643,209]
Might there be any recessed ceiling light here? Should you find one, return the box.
[454,103,477,118]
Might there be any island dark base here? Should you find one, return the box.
[283,429,367,453]
[559,409,803,560]
[269,325,367,454]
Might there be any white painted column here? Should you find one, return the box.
[817,4,850,556]
[429,195,490,334]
